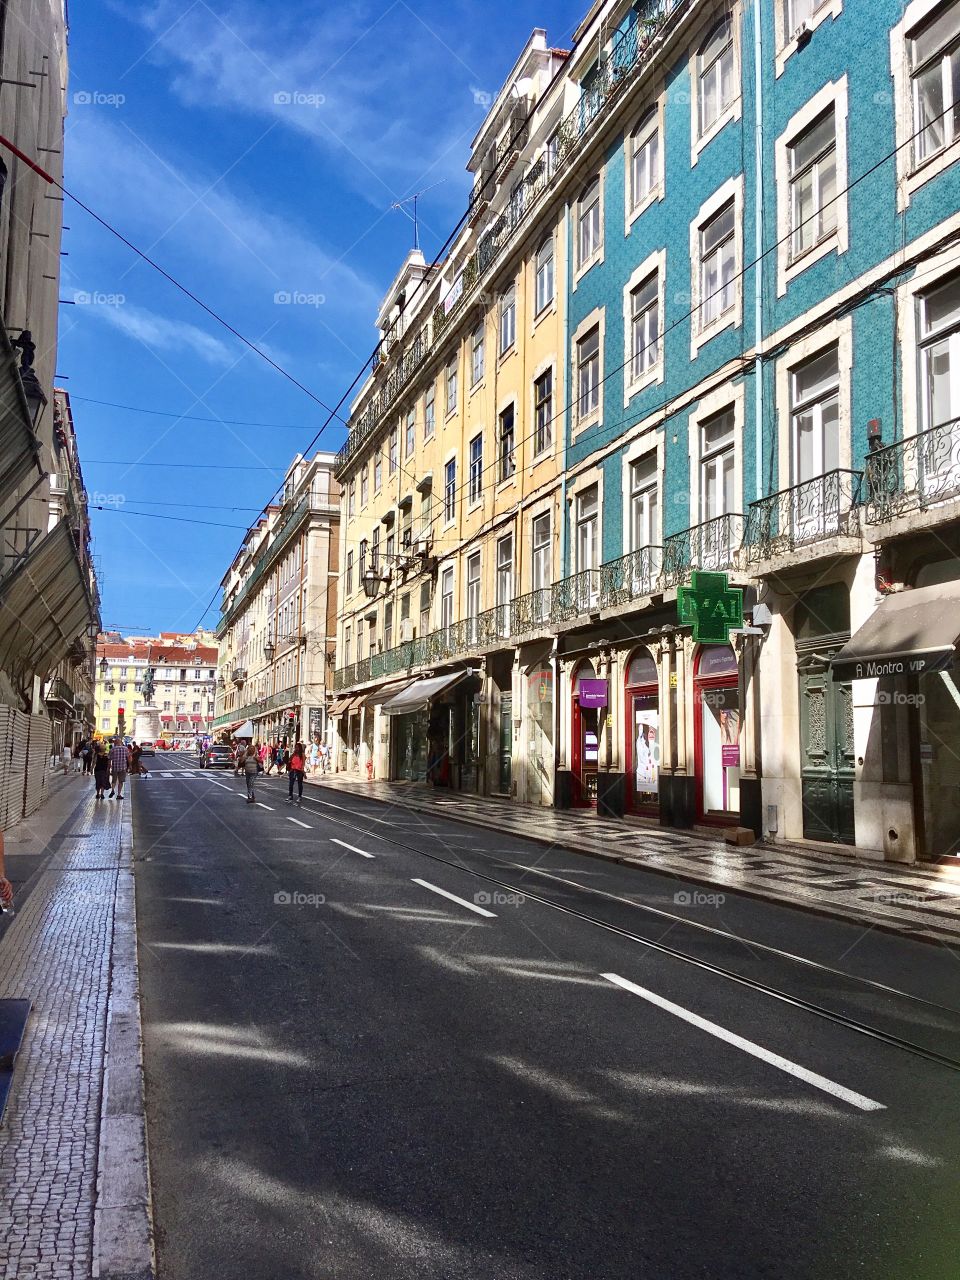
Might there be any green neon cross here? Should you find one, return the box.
[677,571,744,644]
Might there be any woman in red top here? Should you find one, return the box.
[286,742,306,805]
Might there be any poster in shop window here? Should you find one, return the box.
[634,707,660,792]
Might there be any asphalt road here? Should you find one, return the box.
[134,757,960,1280]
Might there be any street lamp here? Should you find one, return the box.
[264,634,275,663]
[98,657,107,679]
[11,330,47,428]
[361,565,380,599]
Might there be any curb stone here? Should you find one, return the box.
[92,802,155,1280]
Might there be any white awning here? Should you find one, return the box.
[381,671,468,716]
[232,719,254,738]
[832,581,960,681]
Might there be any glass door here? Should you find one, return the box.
[699,411,735,567]
[791,346,840,540]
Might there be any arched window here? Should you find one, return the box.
[698,15,734,136]
[535,236,554,313]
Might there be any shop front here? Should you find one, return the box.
[624,648,659,815]
[525,662,555,807]
[382,670,473,785]
[571,661,605,807]
[694,644,741,825]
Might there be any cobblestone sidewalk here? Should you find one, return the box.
[0,793,153,1280]
[314,774,960,946]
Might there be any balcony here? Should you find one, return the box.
[743,470,863,568]
[44,676,75,709]
[549,569,601,623]
[599,546,662,610]
[661,513,744,587]
[335,0,681,478]
[864,419,960,528]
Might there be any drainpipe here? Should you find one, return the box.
[753,0,764,503]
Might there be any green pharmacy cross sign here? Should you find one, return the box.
[677,571,744,644]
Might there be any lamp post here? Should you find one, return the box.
[12,330,47,428]
[361,566,380,600]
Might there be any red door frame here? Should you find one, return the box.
[693,648,739,826]
[624,683,659,814]
[570,661,598,808]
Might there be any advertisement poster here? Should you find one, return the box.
[633,708,660,790]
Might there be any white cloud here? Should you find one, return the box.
[87,301,234,365]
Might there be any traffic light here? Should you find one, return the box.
[118,705,125,718]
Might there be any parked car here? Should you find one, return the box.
[139,744,156,758]
[200,745,236,770]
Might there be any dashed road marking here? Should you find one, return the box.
[331,838,375,859]
[411,878,496,918]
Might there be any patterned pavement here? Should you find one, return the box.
[314,773,960,946]
[0,790,148,1279]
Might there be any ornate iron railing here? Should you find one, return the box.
[550,569,600,623]
[599,546,662,608]
[44,676,75,707]
[864,419,960,524]
[216,496,309,638]
[513,586,553,636]
[661,514,744,587]
[743,470,863,564]
[335,0,680,476]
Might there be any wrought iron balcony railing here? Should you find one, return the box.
[335,0,680,477]
[599,546,662,609]
[661,513,744,587]
[512,586,553,637]
[550,569,601,623]
[864,419,960,525]
[743,470,863,564]
[44,676,75,708]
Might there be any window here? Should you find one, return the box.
[629,454,660,578]
[162,701,169,712]
[386,531,395,562]
[368,617,376,658]
[345,551,353,596]
[374,451,382,491]
[496,534,514,633]
[698,16,735,137]
[359,539,368,580]
[347,480,356,518]
[371,526,381,573]
[576,487,600,597]
[910,1,960,165]
[424,384,435,438]
[535,237,554,313]
[699,201,736,327]
[630,272,660,380]
[786,0,830,31]
[344,626,352,666]
[789,107,837,259]
[577,325,601,421]
[360,466,369,507]
[578,178,601,267]
[405,408,415,456]
[545,130,559,175]
[700,410,735,523]
[469,434,483,503]
[534,369,553,455]
[419,581,431,636]
[531,512,551,591]
[466,552,481,618]
[499,285,516,354]
[179,669,186,680]
[401,507,412,551]
[192,701,200,713]
[471,324,485,385]
[791,346,840,496]
[630,109,659,209]
[384,601,393,652]
[446,355,458,414]
[444,458,457,522]
[389,428,398,474]
[440,567,455,632]
[919,272,960,429]
[499,405,516,481]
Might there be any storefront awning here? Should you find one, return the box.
[160,715,173,722]
[363,680,412,707]
[190,714,202,722]
[381,670,468,715]
[328,694,363,716]
[832,581,960,681]
[233,719,254,738]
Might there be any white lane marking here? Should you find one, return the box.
[257,803,274,811]
[159,771,173,777]
[210,781,232,790]
[411,878,497,918]
[287,817,312,829]
[601,973,886,1112]
[331,837,375,859]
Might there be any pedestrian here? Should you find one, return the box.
[308,740,320,776]
[61,743,72,776]
[131,743,149,778]
[286,742,306,805]
[73,743,83,773]
[277,743,289,773]
[319,741,329,773]
[81,741,93,775]
[109,737,128,799]
[94,745,110,800]
[241,744,259,803]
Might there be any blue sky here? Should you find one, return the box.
[61,0,584,634]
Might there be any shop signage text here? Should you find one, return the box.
[678,572,744,644]
[578,679,608,709]
[831,652,953,682]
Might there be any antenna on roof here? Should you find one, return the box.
[390,179,446,252]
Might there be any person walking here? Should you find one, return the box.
[81,740,93,775]
[109,737,128,799]
[286,742,306,805]
[319,740,329,774]
[93,745,111,800]
[241,744,259,803]
[61,743,72,776]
